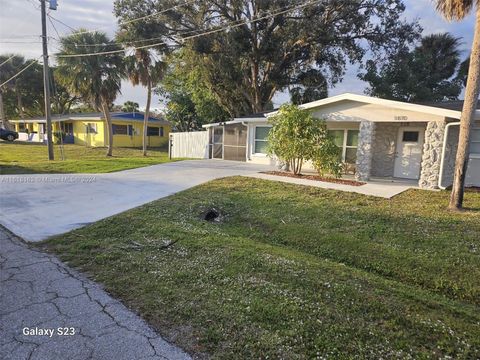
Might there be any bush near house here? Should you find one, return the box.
[41,177,480,359]
[267,104,342,176]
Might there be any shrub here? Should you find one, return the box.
[267,104,341,176]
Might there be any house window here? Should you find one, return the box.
[147,126,160,136]
[402,131,419,142]
[86,123,97,134]
[112,124,127,135]
[328,129,359,164]
[160,127,164,137]
[254,126,271,154]
[471,128,480,154]
[345,130,359,164]
[62,122,73,135]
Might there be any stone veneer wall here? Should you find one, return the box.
[371,123,400,177]
[419,120,446,189]
[355,121,376,181]
[440,125,459,188]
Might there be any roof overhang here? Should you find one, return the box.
[266,93,480,120]
[202,117,267,128]
[10,116,167,124]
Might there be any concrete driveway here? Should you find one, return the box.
[0,160,272,242]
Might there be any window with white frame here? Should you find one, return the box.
[86,123,97,134]
[147,126,160,136]
[471,127,480,154]
[254,126,271,154]
[328,129,359,164]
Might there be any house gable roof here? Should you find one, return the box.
[268,93,480,120]
[10,112,171,125]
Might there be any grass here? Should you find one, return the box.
[0,141,174,174]
[41,177,480,358]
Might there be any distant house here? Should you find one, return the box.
[11,112,171,148]
[184,93,479,189]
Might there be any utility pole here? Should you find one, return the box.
[40,0,54,160]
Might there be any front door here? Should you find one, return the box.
[394,127,425,179]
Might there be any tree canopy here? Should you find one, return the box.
[360,33,466,102]
[159,49,230,131]
[114,0,420,115]
[56,30,126,156]
[122,101,140,112]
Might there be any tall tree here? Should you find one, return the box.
[56,30,125,156]
[159,49,230,130]
[361,33,464,101]
[114,0,420,116]
[50,68,80,115]
[0,55,44,126]
[435,0,480,210]
[123,49,166,156]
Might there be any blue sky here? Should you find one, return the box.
[0,0,476,110]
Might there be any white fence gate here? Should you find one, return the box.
[169,131,209,159]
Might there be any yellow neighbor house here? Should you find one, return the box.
[11,112,171,148]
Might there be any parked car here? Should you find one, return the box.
[0,128,19,142]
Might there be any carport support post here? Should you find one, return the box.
[40,0,54,160]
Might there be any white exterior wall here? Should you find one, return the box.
[440,122,480,188]
[170,131,209,159]
[310,101,447,123]
[246,122,276,166]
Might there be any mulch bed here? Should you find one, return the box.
[261,171,366,186]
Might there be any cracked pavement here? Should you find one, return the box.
[0,227,192,360]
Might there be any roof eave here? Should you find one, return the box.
[266,93,466,119]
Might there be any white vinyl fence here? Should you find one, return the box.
[18,132,46,143]
[169,131,209,159]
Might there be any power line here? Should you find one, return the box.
[48,14,62,40]
[0,41,42,44]
[56,0,322,58]
[47,1,305,48]
[0,55,17,68]
[71,0,198,36]
[0,57,41,87]
[47,14,76,32]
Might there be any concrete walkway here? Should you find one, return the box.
[0,160,272,242]
[246,173,417,198]
[0,227,191,360]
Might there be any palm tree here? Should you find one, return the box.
[121,100,140,113]
[435,0,480,210]
[56,30,125,156]
[124,49,166,156]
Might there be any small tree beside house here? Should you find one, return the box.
[267,104,342,177]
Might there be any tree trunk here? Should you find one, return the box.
[448,8,480,210]
[0,91,12,130]
[16,84,24,120]
[102,100,114,157]
[143,78,152,157]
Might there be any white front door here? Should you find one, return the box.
[393,127,425,179]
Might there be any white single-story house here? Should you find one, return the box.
[175,93,480,189]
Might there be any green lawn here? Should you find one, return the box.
[41,178,480,358]
[0,142,174,174]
